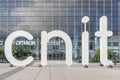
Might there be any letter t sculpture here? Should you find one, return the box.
[95,16,113,67]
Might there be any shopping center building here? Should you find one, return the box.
[0,0,119,62]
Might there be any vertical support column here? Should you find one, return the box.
[41,31,47,67]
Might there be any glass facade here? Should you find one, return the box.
[0,0,119,62]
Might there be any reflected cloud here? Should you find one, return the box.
[10,0,78,33]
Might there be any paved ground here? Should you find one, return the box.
[0,61,120,80]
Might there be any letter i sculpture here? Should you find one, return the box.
[82,16,90,68]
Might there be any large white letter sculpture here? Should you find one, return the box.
[82,16,89,67]
[41,30,72,67]
[5,30,33,66]
[95,16,113,67]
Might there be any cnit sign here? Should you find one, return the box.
[4,16,113,67]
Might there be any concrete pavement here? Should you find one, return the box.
[3,67,120,80]
[0,61,120,80]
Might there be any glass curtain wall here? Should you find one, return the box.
[0,0,119,62]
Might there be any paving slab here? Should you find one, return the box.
[0,67,17,75]
[35,68,50,80]
[5,67,40,80]
[1,61,120,80]
[2,67,120,80]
